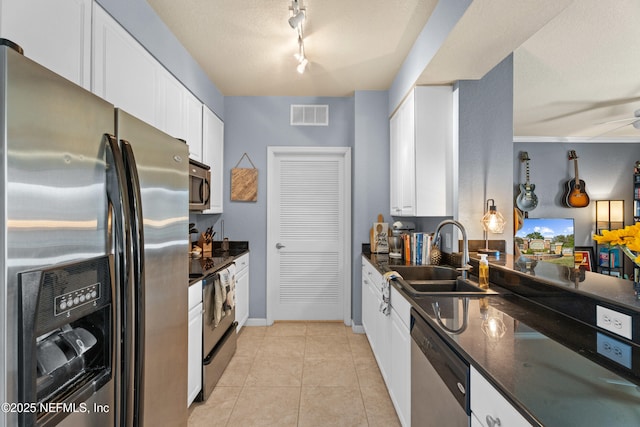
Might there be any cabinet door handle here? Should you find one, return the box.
[276,243,285,249]
[486,415,501,427]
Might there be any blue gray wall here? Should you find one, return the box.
[222,97,355,320]
[513,142,640,246]
[457,55,515,252]
[353,91,390,326]
[96,0,224,118]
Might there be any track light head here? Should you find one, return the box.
[296,57,308,74]
[288,10,305,29]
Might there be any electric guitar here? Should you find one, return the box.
[563,150,590,208]
[515,152,538,212]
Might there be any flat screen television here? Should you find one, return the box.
[514,218,575,267]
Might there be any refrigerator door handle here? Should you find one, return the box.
[120,139,146,426]
[104,134,133,427]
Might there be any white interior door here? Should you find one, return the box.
[267,147,351,323]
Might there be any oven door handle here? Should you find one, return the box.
[203,321,238,365]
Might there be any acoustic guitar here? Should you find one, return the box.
[515,152,538,213]
[563,150,590,208]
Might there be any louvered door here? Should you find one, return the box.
[267,147,351,322]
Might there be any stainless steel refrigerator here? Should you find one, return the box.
[0,40,189,426]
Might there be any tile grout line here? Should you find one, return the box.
[297,325,309,427]
[224,329,261,427]
[350,327,371,426]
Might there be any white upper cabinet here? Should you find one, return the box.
[0,0,92,89]
[390,86,454,217]
[184,91,203,161]
[202,106,224,213]
[92,4,158,127]
[155,66,186,140]
[92,3,207,159]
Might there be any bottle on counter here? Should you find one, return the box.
[478,254,489,289]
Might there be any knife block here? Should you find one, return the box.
[197,234,212,255]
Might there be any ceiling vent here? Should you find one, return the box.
[290,104,329,126]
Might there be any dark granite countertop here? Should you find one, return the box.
[188,241,249,285]
[474,253,640,312]
[363,251,640,426]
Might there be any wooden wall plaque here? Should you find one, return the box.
[231,153,258,202]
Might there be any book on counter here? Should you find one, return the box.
[409,232,432,265]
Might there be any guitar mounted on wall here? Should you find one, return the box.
[516,151,538,215]
[563,150,590,208]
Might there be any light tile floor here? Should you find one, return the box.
[188,322,401,427]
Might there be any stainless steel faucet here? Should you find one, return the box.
[433,219,472,279]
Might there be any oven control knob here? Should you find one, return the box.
[74,297,80,305]
[60,301,67,310]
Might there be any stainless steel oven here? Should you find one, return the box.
[199,265,237,401]
[189,159,211,211]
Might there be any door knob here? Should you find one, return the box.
[276,243,285,249]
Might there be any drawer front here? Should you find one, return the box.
[390,286,411,329]
[235,253,249,273]
[362,257,383,298]
[189,280,203,310]
[470,366,531,426]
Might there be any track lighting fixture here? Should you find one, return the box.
[288,10,305,29]
[296,57,308,74]
[288,0,308,74]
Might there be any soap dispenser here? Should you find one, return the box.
[478,254,489,289]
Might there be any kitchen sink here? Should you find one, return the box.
[387,265,460,282]
[403,278,498,296]
[384,265,498,295]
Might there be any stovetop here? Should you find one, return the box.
[188,247,248,284]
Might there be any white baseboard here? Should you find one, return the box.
[245,318,268,327]
[244,318,364,333]
[351,324,365,334]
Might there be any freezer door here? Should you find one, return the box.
[1,44,116,427]
[116,109,189,427]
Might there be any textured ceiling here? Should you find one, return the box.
[514,0,640,139]
[147,0,640,139]
[146,0,437,97]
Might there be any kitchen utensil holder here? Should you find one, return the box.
[197,233,212,255]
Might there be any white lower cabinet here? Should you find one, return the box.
[187,281,203,407]
[390,306,411,427]
[235,253,250,331]
[470,366,531,426]
[361,256,411,426]
[471,413,484,427]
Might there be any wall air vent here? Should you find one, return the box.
[290,104,329,126]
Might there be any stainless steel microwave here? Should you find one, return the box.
[189,159,211,211]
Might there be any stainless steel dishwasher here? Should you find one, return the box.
[411,308,470,426]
